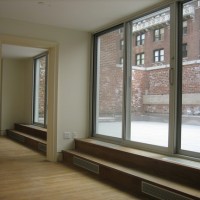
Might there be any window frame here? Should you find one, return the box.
[136,52,145,65]
[92,0,200,161]
[120,39,124,50]
[154,49,164,62]
[33,52,48,128]
[183,20,188,35]
[136,33,145,46]
[154,27,164,41]
[182,43,187,57]
[177,0,200,159]
[92,24,125,142]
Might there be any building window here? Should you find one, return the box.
[33,53,48,127]
[183,21,187,35]
[136,33,145,46]
[120,57,124,65]
[120,39,124,50]
[154,28,164,41]
[119,28,124,34]
[136,53,145,65]
[182,43,187,57]
[94,26,124,138]
[154,49,164,62]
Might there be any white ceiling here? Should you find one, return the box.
[0,0,165,59]
[0,0,165,32]
[2,44,47,59]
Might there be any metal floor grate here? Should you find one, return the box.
[38,143,46,152]
[8,132,25,143]
[142,182,193,200]
[73,156,99,174]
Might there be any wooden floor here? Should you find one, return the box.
[0,136,141,200]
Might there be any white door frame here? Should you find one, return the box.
[0,34,59,162]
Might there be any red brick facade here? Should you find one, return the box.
[98,0,200,117]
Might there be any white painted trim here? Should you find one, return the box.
[0,34,59,162]
[132,59,200,71]
[0,42,2,136]
[143,93,200,105]
[143,94,169,104]
[132,64,170,71]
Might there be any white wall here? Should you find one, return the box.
[24,58,33,124]
[1,58,32,132]
[0,18,91,152]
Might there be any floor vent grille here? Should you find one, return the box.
[142,182,193,200]
[73,156,99,174]
[8,132,25,143]
[38,143,46,152]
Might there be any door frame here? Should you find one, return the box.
[0,34,59,162]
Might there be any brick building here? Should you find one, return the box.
[99,0,200,120]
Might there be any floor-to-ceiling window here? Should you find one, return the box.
[179,0,200,156]
[33,53,48,127]
[94,26,124,139]
[93,0,200,159]
[129,7,170,148]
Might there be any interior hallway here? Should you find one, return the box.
[0,136,140,200]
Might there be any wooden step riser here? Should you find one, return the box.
[7,130,46,155]
[15,124,47,140]
[63,151,148,199]
[75,139,200,190]
[63,151,199,200]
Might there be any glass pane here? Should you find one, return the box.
[34,56,47,125]
[142,34,145,40]
[155,55,159,62]
[130,7,170,147]
[141,54,144,59]
[155,51,159,56]
[96,27,124,138]
[155,30,159,36]
[181,0,200,153]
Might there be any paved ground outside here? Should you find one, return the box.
[98,121,200,153]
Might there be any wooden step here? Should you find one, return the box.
[63,150,200,200]
[74,138,200,190]
[14,123,47,140]
[7,130,46,154]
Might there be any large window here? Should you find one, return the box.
[130,8,170,148]
[94,26,124,138]
[33,53,48,127]
[93,0,200,159]
[180,0,200,156]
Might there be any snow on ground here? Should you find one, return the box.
[98,121,200,153]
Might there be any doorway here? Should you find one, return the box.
[0,35,58,161]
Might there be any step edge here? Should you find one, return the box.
[75,138,200,171]
[63,150,200,198]
[7,130,47,144]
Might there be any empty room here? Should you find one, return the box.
[0,0,200,199]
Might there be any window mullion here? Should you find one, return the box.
[168,1,183,155]
[123,22,132,141]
